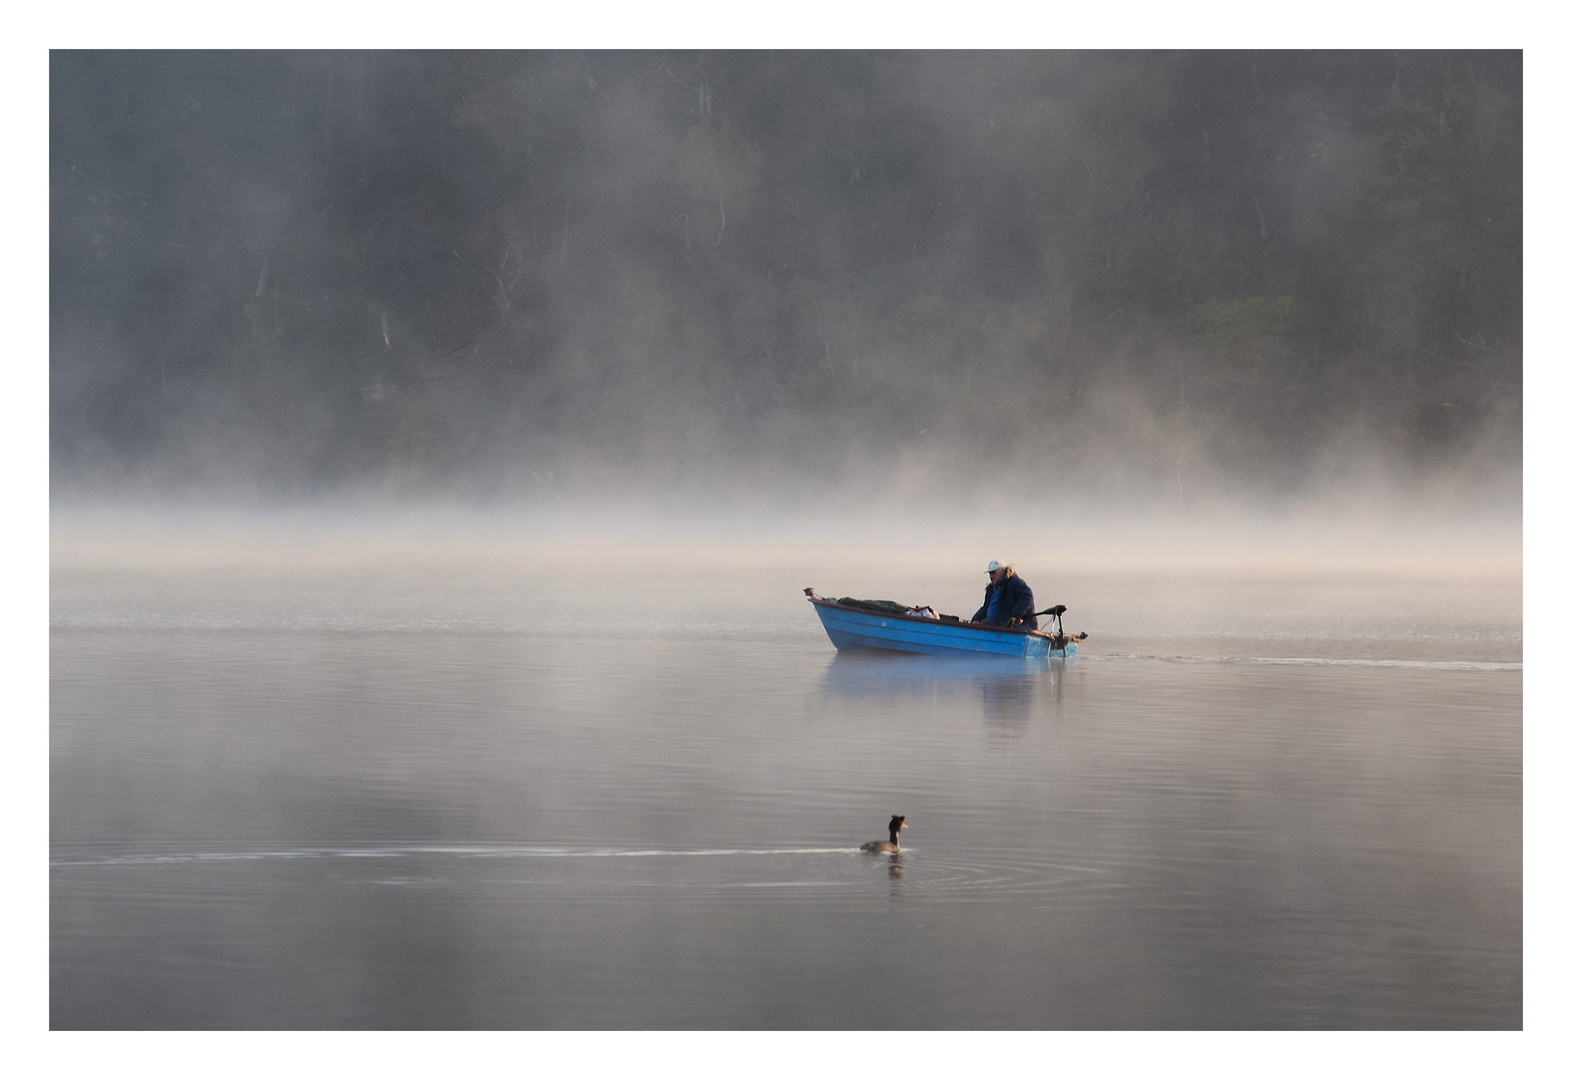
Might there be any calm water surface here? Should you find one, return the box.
[50,564,1521,1028]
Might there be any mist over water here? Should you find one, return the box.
[50,48,1521,1030]
[50,507,1520,1028]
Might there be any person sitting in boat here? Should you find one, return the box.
[972,560,1038,629]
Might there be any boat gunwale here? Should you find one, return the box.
[806,595,1052,639]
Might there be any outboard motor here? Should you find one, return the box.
[1033,603,1085,651]
[1042,604,1067,637]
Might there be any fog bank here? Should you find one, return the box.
[52,51,1521,506]
[52,501,1521,580]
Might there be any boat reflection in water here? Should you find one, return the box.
[818,648,1069,739]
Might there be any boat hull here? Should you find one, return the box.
[809,598,1078,659]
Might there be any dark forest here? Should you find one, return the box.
[49,51,1522,503]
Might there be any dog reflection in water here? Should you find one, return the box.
[861,815,907,853]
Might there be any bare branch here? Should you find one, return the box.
[1453,326,1495,351]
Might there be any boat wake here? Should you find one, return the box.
[1100,653,1520,672]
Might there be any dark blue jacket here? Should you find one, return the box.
[972,572,1037,629]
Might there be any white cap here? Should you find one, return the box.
[986,560,1002,573]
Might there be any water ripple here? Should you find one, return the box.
[50,844,864,868]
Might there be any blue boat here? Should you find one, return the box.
[805,590,1084,659]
